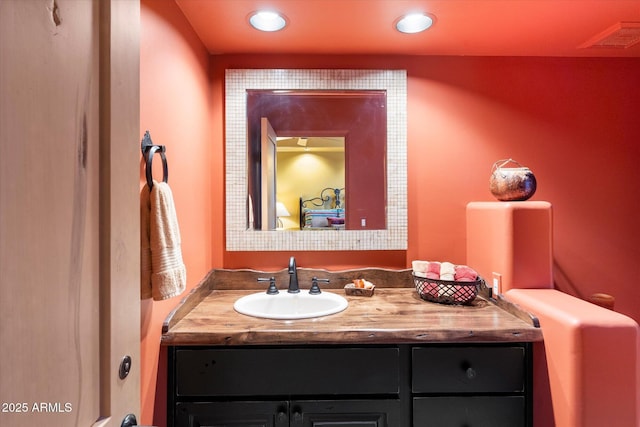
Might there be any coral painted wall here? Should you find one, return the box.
[213,55,640,322]
[140,6,640,424]
[139,1,217,424]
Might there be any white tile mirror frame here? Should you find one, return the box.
[225,69,407,251]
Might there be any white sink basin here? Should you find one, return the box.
[233,291,348,320]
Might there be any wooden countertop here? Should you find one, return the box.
[161,268,542,346]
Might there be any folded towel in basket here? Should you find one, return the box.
[439,262,455,280]
[412,260,429,277]
[427,261,441,275]
[454,265,478,282]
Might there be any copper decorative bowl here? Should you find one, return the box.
[489,159,537,201]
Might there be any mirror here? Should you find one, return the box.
[226,69,407,251]
[248,90,386,231]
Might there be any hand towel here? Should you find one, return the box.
[439,262,455,280]
[141,181,186,300]
[423,261,440,296]
[425,262,440,279]
[140,185,152,298]
[438,262,455,297]
[427,261,441,276]
[412,260,429,278]
[454,265,478,282]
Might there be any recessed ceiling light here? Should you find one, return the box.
[249,10,287,32]
[395,13,434,34]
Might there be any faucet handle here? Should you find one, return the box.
[309,277,329,295]
[257,277,279,295]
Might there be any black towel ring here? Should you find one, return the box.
[141,130,168,189]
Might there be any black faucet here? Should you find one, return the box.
[287,256,300,293]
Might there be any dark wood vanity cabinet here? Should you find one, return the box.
[167,344,532,427]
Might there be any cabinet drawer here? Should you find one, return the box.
[413,396,525,427]
[412,346,524,393]
[175,347,400,397]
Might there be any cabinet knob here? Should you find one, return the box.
[466,366,477,379]
[461,361,477,379]
[292,407,303,421]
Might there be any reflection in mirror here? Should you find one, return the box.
[226,69,407,251]
[276,136,345,231]
[248,90,386,231]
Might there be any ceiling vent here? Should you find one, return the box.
[580,22,640,49]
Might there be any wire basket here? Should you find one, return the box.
[413,273,485,305]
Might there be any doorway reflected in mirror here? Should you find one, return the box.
[276,136,345,230]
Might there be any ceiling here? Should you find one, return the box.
[175,0,640,57]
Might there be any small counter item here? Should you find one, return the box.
[345,279,375,297]
[489,158,537,201]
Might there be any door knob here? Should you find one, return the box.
[121,414,137,427]
[119,355,132,380]
[121,413,157,427]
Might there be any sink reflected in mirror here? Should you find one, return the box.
[234,291,348,320]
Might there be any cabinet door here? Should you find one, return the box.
[1,2,141,427]
[292,399,403,427]
[413,396,525,427]
[175,401,289,427]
